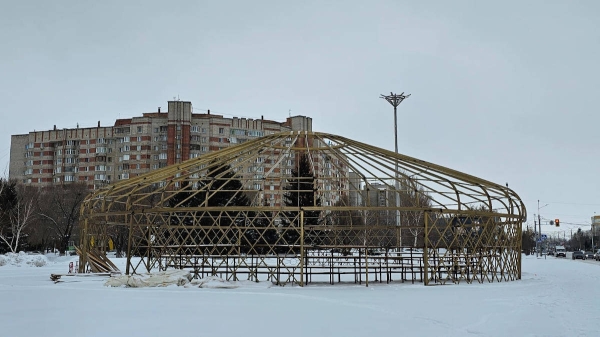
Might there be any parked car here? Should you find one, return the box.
[572,250,586,260]
[585,251,594,259]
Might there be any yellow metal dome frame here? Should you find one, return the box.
[79,131,526,286]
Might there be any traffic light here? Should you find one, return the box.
[555,219,560,227]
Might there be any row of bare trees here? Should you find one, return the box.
[0,178,88,254]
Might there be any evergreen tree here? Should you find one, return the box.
[281,153,324,250]
[0,179,18,253]
[200,162,251,253]
[521,228,536,255]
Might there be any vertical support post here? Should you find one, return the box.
[79,218,88,273]
[424,212,429,285]
[125,212,134,275]
[300,210,304,287]
[517,221,522,280]
[365,244,369,287]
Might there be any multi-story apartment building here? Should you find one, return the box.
[10,100,313,190]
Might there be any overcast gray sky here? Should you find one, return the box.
[1,1,599,234]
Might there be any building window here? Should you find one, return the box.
[137,126,143,133]
[65,176,75,182]
[247,130,264,137]
[191,126,200,133]
[159,153,167,160]
[218,128,224,134]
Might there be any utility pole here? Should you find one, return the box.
[534,216,538,257]
[538,202,542,256]
[536,200,548,257]
[380,92,410,247]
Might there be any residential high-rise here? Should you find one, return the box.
[9,100,312,190]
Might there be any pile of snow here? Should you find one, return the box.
[105,269,193,287]
[0,252,48,267]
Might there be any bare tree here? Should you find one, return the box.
[37,183,88,254]
[399,180,432,247]
[0,185,36,253]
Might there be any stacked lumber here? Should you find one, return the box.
[76,247,121,273]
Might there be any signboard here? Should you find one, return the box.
[541,234,547,241]
[592,216,600,232]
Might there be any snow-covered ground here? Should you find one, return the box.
[1,253,599,337]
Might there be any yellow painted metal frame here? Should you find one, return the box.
[79,131,526,286]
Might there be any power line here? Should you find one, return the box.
[538,200,600,207]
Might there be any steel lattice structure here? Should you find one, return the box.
[79,131,526,286]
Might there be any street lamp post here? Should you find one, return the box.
[537,200,549,257]
[380,92,410,247]
[592,212,596,253]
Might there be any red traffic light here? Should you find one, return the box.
[555,219,560,227]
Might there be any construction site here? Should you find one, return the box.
[77,131,526,286]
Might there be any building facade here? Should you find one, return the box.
[9,100,313,190]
